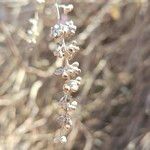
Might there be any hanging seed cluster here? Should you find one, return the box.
[51,3,81,143]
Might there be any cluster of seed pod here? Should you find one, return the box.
[63,76,81,93]
[52,41,80,59]
[59,94,78,111]
[51,20,77,42]
[51,2,81,144]
[54,61,81,79]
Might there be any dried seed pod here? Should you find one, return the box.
[53,46,64,58]
[65,116,73,129]
[64,21,77,37]
[51,21,76,41]
[54,135,67,143]
[72,61,79,67]
[63,84,71,93]
[70,83,79,92]
[52,40,79,59]
[60,136,67,143]
[67,101,78,111]
[51,23,64,41]
[54,62,81,79]
[71,101,78,106]
[63,42,80,59]
[53,45,63,57]
[57,114,72,130]
[63,77,81,93]
[62,71,69,79]
[54,67,64,75]
[62,62,81,79]
[59,101,76,111]
[63,4,74,14]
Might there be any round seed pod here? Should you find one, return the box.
[63,4,74,14]
[72,62,79,67]
[70,83,79,92]
[62,71,69,79]
[63,84,71,93]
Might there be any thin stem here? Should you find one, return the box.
[55,0,68,67]
[62,39,69,66]
[55,2,61,21]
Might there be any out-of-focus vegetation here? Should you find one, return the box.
[0,0,150,149]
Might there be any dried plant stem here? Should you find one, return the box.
[51,1,81,143]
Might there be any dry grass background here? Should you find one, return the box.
[0,0,150,150]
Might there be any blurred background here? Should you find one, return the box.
[0,0,150,149]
